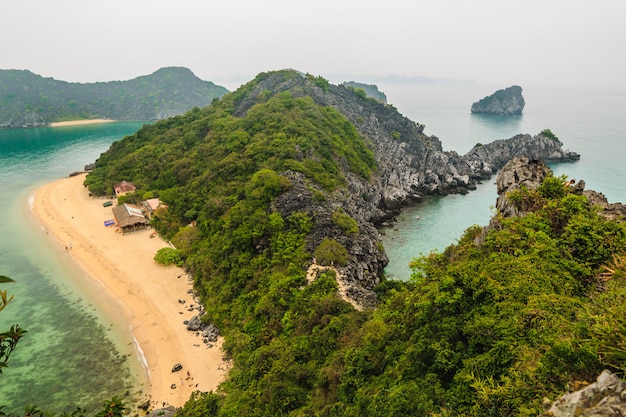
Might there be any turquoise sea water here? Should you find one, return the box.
[0,122,148,413]
[0,84,624,410]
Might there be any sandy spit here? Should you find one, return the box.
[49,119,116,127]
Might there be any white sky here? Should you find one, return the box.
[1,0,624,91]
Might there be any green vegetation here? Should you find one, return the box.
[0,275,26,376]
[209,169,626,416]
[307,74,331,92]
[314,238,350,267]
[154,247,184,267]
[541,128,560,141]
[0,67,228,127]
[78,72,626,414]
[342,82,388,103]
[332,211,359,235]
[0,396,129,417]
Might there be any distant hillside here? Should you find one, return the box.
[0,67,229,128]
[341,81,387,103]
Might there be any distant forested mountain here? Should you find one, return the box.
[0,67,229,128]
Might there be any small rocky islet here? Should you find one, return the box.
[471,85,525,115]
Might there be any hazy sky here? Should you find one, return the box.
[2,0,624,91]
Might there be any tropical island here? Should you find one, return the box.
[0,67,228,128]
[4,69,626,416]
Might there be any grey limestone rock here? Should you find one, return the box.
[584,190,626,221]
[542,370,626,417]
[186,314,202,331]
[471,85,525,115]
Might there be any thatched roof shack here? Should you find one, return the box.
[112,203,149,234]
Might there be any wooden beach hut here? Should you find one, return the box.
[112,203,149,234]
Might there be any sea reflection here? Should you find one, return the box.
[470,113,523,131]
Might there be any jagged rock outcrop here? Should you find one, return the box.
[471,85,525,115]
[492,156,552,219]
[271,172,387,308]
[584,190,626,221]
[464,133,580,178]
[541,370,626,417]
[477,157,624,247]
[228,71,579,307]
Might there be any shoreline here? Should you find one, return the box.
[29,174,228,409]
[49,119,116,127]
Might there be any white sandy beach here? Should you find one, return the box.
[30,173,228,408]
[49,119,115,127]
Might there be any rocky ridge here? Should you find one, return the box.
[230,72,579,307]
[471,85,525,115]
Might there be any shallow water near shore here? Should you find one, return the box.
[0,122,148,413]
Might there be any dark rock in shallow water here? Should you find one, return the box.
[147,406,177,417]
[471,85,525,115]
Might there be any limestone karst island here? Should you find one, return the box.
[471,85,525,115]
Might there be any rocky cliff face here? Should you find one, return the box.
[229,72,580,307]
[471,85,525,115]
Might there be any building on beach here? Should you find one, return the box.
[112,203,149,234]
[141,198,166,219]
[114,180,136,197]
